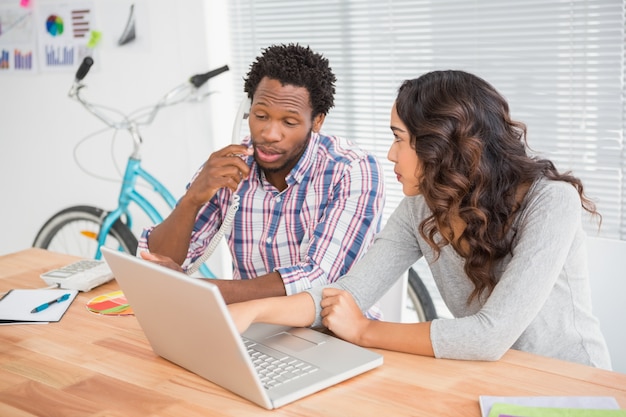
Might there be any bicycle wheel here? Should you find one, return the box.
[406,267,438,322]
[33,205,138,258]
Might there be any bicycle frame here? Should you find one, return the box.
[66,60,225,278]
[95,156,214,278]
[95,156,174,258]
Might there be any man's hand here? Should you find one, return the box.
[144,144,253,265]
[184,144,253,207]
[139,251,184,272]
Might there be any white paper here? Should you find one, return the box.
[0,288,78,323]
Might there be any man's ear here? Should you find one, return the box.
[312,113,326,133]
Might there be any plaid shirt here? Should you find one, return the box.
[140,132,384,302]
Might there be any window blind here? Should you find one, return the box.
[227,0,625,239]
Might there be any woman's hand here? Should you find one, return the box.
[228,302,258,334]
[320,288,370,345]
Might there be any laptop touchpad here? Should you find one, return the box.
[265,332,317,352]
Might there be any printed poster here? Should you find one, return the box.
[0,2,36,72]
[36,1,96,72]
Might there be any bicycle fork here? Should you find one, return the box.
[95,156,179,258]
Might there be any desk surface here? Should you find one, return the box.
[1,248,625,416]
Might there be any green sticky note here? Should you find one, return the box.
[87,31,102,48]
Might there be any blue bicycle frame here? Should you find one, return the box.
[94,156,215,278]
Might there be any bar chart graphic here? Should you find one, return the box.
[14,49,32,70]
[71,9,91,38]
[45,45,74,66]
[0,50,9,69]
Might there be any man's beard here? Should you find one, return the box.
[253,129,312,173]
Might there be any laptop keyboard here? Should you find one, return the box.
[243,339,319,389]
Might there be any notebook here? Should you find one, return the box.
[100,247,383,409]
[0,288,78,324]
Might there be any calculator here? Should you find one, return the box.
[40,259,114,292]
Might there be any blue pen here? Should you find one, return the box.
[30,293,71,313]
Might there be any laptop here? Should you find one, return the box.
[100,248,383,409]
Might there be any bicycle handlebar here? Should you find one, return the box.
[74,57,229,88]
[70,57,229,132]
[75,56,94,81]
[189,64,229,88]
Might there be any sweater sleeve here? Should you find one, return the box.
[430,181,583,360]
[306,197,423,326]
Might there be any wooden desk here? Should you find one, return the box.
[1,248,625,417]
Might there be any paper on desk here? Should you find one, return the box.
[489,403,626,417]
[0,289,78,324]
[479,396,620,417]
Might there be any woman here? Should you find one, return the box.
[229,70,612,369]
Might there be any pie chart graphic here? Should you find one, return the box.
[46,15,64,36]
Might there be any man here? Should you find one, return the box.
[138,43,384,314]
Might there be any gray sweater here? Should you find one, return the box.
[307,179,612,369]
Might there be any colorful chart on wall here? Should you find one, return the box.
[0,2,36,73]
[36,0,96,72]
[45,14,63,36]
[86,290,134,316]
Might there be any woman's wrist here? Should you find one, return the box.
[354,317,376,347]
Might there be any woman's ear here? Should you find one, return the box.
[312,113,326,133]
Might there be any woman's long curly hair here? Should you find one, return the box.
[395,70,599,303]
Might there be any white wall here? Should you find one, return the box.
[0,0,234,275]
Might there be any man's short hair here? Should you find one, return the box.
[243,43,336,117]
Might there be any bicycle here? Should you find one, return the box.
[32,57,229,278]
[406,266,438,322]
